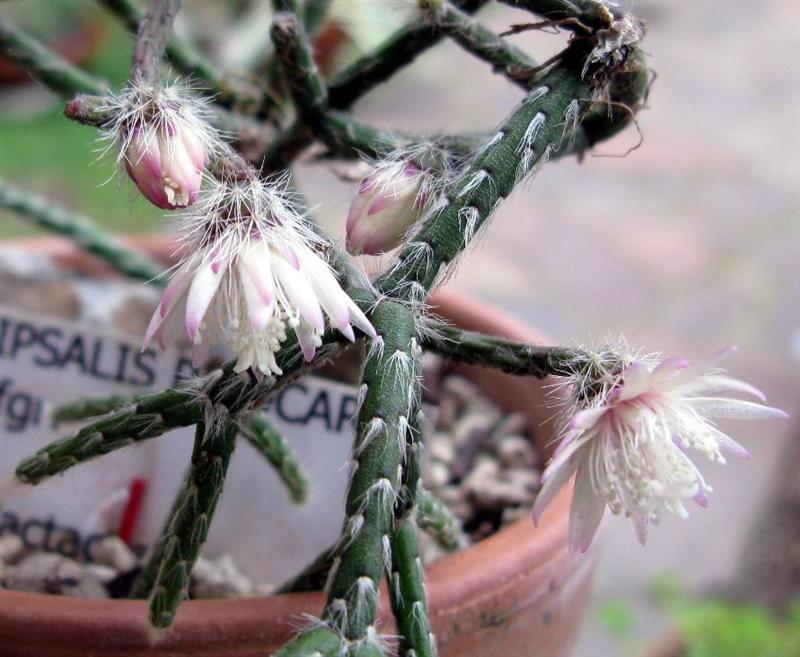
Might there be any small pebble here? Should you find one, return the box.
[7,553,107,598]
[85,563,119,585]
[0,535,24,565]
[492,413,529,441]
[441,375,479,403]
[497,435,537,469]
[503,468,540,493]
[191,555,253,598]
[436,396,460,429]
[428,436,455,465]
[426,462,451,488]
[90,536,138,572]
[435,485,473,521]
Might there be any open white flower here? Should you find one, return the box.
[533,349,787,553]
[143,177,375,375]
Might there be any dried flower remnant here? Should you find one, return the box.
[346,160,431,256]
[533,348,787,553]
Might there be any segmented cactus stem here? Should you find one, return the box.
[239,414,309,504]
[134,416,237,628]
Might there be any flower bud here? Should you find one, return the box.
[124,118,205,210]
[346,162,427,255]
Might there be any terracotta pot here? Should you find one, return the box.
[0,240,594,656]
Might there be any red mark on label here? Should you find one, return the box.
[118,478,147,545]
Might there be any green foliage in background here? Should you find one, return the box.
[0,6,161,237]
[651,575,800,657]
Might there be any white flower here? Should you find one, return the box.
[143,177,375,375]
[533,349,787,553]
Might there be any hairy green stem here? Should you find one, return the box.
[276,487,463,594]
[257,0,488,171]
[16,388,200,485]
[16,337,349,486]
[100,0,223,87]
[273,627,343,657]
[131,0,182,81]
[53,393,144,423]
[0,16,107,95]
[239,414,309,504]
[496,0,618,31]
[271,11,328,129]
[137,418,237,628]
[422,326,586,377]
[389,518,435,657]
[269,13,424,163]
[389,393,435,657]
[422,0,536,86]
[276,303,417,653]
[100,0,272,116]
[302,0,333,35]
[0,177,166,285]
[377,44,595,297]
[326,0,488,110]
[324,301,416,640]
[416,487,468,552]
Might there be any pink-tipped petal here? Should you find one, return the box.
[687,375,767,402]
[178,118,206,170]
[345,297,377,339]
[366,193,395,216]
[569,467,605,554]
[240,247,275,305]
[618,361,652,401]
[715,433,752,460]
[159,267,193,317]
[533,443,587,525]
[298,248,352,331]
[296,322,318,362]
[185,262,225,341]
[569,406,608,431]
[651,356,690,386]
[632,514,648,545]
[240,269,274,330]
[142,306,166,351]
[541,433,591,485]
[552,428,582,459]
[687,397,788,421]
[272,257,324,332]
[340,323,355,342]
[693,488,709,508]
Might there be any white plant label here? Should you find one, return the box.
[0,304,360,583]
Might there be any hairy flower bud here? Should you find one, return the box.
[346,161,428,255]
[124,118,205,210]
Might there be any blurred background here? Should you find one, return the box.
[1,1,798,655]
